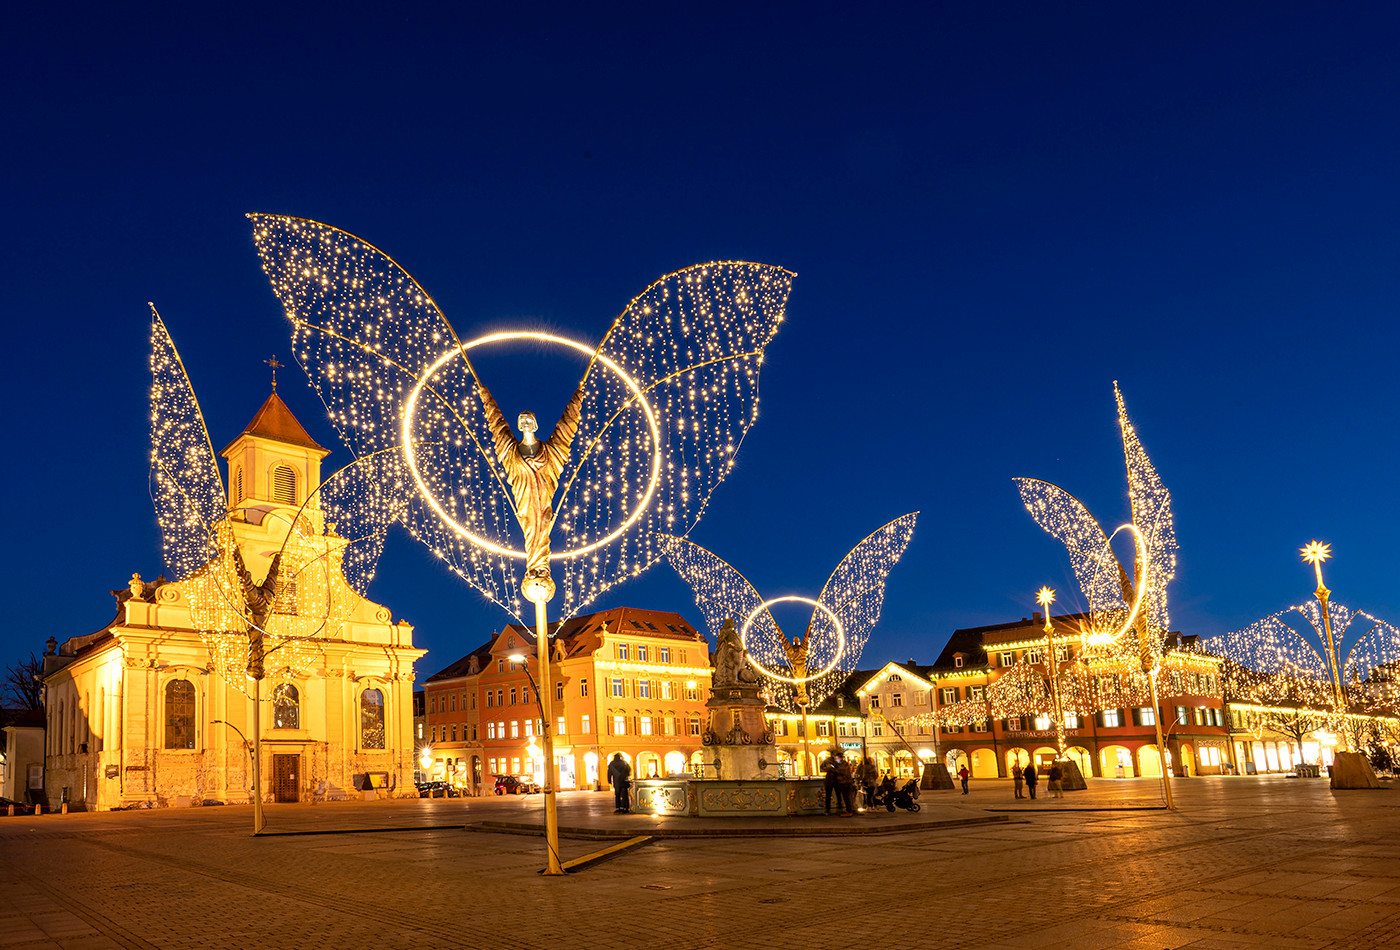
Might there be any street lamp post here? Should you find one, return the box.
[509,593,564,879]
[212,716,261,834]
[1301,542,1350,749]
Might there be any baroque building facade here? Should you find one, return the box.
[41,392,424,810]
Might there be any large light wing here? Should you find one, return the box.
[249,214,524,618]
[1014,477,1131,640]
[1115,382,1177,635]
[149,307,226,580]
[805,512,919,706]
[552,262,793,620]
[1347,609,1400,709]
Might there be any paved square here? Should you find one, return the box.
[2,776,1396,949]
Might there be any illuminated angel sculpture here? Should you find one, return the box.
[663,513,918,710]
[1014,382,1176,670]
[249,214,794,624]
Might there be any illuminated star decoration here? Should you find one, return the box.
[149,308,393,691]
[250,214,793,625]
[662,513,918,709]
[1014,381,1177,667]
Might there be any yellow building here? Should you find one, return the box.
[424,606,714,791]
[41,392,424,809]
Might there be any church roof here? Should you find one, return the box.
[221,391,326,455]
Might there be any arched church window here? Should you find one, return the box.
[360,688,386,749]
[271,464,297,505]
[165,679,196,749]
[273,683,300,729]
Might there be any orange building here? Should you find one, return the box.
[422,606,714,792]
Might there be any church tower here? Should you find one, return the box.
[220,388,330,554]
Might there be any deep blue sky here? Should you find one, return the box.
[5,4,1400,678]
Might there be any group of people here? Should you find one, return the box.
[1010,760,1065,799]
[821,750,862,815]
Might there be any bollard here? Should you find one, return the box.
[6,805,12,817]
[61,802,68,815]
[35,804,42,815]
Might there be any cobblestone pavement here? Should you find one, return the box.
[2,776,1397,949]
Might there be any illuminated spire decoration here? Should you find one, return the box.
[249,214,793,624]
[663,513,917,709]
[1014,382,1177,666]
[149,308,391,691]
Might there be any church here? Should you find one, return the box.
[41,390,424,809]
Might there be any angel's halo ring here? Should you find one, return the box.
[401,330,662,560]
[739,595,846,685]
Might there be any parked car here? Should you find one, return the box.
[416,781,460,798]
[0,797,37,815]
[493,774,541,795]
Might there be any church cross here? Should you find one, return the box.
[264,355,284,391]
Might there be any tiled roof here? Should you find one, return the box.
[221,391,326,454]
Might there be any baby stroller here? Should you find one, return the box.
[884,778,922,812]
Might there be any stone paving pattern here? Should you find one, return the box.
[2,776,1397,949]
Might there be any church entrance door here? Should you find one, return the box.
[273,754,299,802]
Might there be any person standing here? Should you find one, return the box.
[958,764,970,794]
[835,753,857,816]
[1024,762,1038,800]
[1012,762,1025,799]
[822,752,840,815]
[857,755,878,809]
[607,752,632,814]
[1048,761,1064,799]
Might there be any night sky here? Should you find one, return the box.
[6,4,1400,678]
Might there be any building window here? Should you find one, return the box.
[686,685,698,701]
[999,651,1014,666]
[661,681,674,700]
[940,688,957,704]
[510,721,520,738]
[432,725,438,742]
[1057,646,1071,662]
[451,724,458,741]
[487,722,496,739]
[165,679,196,749]
[580,678,589,697]
[618,644,629,660]
[272,683,300,730]
[639,680,652,699]
[471,725,477,740]
[271,464,298,505]
[872,721,883,737]
[817,721,831,737]
[869,695,881,709]
[1027,649,1043,664]
[1100,708,1122,728]
[522,687,530,705]
[430,694,438,713]
[581,715,591,734]
[524,720,533,737]
[915,693,927,706]
[612,715,626,736]
[892,693,903,707]
[1033,714,1051,730]
[510,687,517,705]
[1176,706,1188,725]
[496,689,503,707]
[954,655,964,668]
[1134,707,1156,726]
[659,647,670,663]
[487,691,494,708]
[555,682,564,701]
[688,717,700,736]
[232,465,244,503]
[638,645,649,662]
[972,720,989,733]
[449,693,456,712]
[969,685,985,701]
[640,716,653,736]
[611,678,625,698]
[556,717,566,736]
[360,689,386,749]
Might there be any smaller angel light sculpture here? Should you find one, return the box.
[663,513,917,768]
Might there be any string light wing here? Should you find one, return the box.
[553,262,793,618]
[1115,381,1177,635]
[662,534,772,660]
[1013,478,1130,643]
[149,307,225,580]
[249,214,525,615]
[805,512,919,706]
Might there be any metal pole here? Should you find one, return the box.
[251,677,265,834]
[1149,669,1175,810]
[533,596,564,875]
[1315,584,1350,750]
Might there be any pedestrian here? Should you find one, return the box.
[958,764,970,794]
[821,752,842,814]
[1024,762,1038,800]
[1012,762,1024,799]
[607,752,632,813]
[835,753,857,816]
[1048,761,1064,799]
[857,755,878,808]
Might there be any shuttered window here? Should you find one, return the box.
[271,464,297,504]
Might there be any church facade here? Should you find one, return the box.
[41,392,424,810]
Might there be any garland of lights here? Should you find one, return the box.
[663,513,918,709]
[249,214,793,625]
